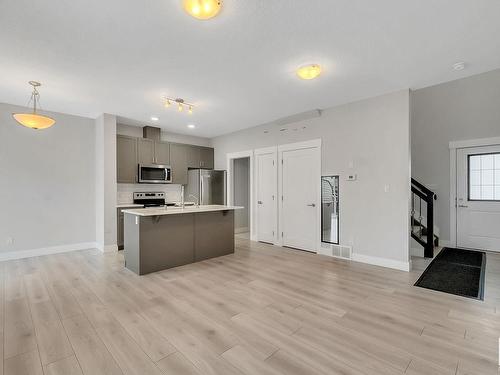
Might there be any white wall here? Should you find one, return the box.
[233,157,250,231]
[0,102,96,258]
[211,90,411,270]
[95,114,117,252]
[411,69,500,243]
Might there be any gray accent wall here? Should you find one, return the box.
[411,69,500,243]
[211,90,411,266]
[0,102,96,254]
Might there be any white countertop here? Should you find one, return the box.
[117,202,195,209]
[122,205,243,217]
[117,203,143,208]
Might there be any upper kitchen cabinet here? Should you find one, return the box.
[154,142,170,165]
[117,135,138,183]
[187,145,214,169]
[170,143,189,184]
[199,146,214,169]
[187,145,200,168]
[138,138,155,165]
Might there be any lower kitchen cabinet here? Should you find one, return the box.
[117,208,125,250]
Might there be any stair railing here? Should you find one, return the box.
[411,178,437,258]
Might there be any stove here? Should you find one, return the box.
[133,192,166,207]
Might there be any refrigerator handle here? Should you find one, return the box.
[200,174,204,204]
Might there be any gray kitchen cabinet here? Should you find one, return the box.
[138,138,155,165]
[187,145,214,169]
[117,208,125,250]
[187,145,201,168]
[170,143,189,184]
[117,135,138,183]
[154,142,170,165]
[199,147,214,169]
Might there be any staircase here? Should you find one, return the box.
[411,178,438,258]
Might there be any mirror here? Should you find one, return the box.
[321,176,339,244]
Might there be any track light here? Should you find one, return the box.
[163,97,195,115]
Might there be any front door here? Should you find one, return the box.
[281,147,320,252]
[457,145,500,252]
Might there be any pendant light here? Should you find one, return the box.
[12,81,56,130]
[183,0,222,20]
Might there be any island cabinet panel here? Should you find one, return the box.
[138,138,155,165]
[117,135,138,183]
[125,214,195,275]
[170,143,189,184]
[194,210,234,261]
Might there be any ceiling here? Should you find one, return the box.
[1,0,499,138]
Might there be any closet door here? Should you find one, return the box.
[280,142,321,252]
[255,147,278,244]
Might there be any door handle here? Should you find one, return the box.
[458,204,469,208]
[307,203,316,207]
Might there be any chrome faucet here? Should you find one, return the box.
[188,194,199,208]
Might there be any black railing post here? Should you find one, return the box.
[411,179,436,259]
[425,192,434,258]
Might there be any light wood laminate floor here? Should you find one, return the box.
[2,237,500,375]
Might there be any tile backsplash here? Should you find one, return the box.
[117,184,183,204]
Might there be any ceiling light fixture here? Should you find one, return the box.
[163,97,195,114]
[12,81,56,130]
[187,124,196,129]
[183,0,222,20]
[296,64,322,80]
[151,116,159,121]
[452,62,466,71]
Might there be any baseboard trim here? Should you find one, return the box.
[0,242,97,262]
[352,253,411,272]
[234,227,249,234]
[96,243,118,253]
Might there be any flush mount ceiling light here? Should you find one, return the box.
[183,0,222,20]
[452,62,466,71]
[164,97,194,114]
[296,64,322,80]
[187,124,196,129]
[12,81,56,130]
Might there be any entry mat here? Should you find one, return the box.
[414,247,486,300]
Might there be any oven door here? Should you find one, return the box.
[138,165,172,184]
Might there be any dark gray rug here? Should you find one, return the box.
[414,247,486,300]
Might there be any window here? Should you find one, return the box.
[321,176,339,244]
[468,153,500,201]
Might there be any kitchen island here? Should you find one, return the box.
[122,205,242,275]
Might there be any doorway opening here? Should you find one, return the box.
[232,157,251,239]
[226,150,254,240]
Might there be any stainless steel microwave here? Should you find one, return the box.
[138,164,172,184]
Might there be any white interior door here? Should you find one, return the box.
[281,146,320,252]
[256,149,277,244]
[457,145,500,252]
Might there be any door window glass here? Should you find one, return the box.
[469,153,500,201]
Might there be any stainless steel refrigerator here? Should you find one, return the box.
[186,169,227,205]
